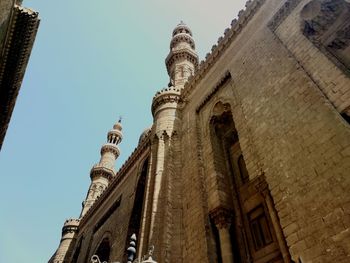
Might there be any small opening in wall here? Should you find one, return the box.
[341,112,350,124]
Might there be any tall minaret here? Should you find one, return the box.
[143,22,198,261]
[80,119,123,217]
[165,21,199,88]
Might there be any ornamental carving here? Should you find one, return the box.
[209,206,234,229]
[170,34,195,49]
[100,143,120,157]
[90,166,114,181]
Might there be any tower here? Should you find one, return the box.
[52,218,80,263]
[143,22,198,261]
[165,21,198,88]
[80,119,123,217]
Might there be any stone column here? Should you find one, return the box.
[210,206,234,263]
[256,176,291,263]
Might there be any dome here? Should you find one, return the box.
[113,119,123,131]
[172,21,193,37]
[138,126,152,144]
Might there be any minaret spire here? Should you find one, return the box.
[165,21,198,88]
[80,119,123,217]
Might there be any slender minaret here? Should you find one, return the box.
[165,21,198,88]
[80,119,123,217]
[142,21,198,261]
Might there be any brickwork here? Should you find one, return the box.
[71,149,150,263]
[51,0,350,262]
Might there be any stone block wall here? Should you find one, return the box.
[69,148,150,263]
[179,0,350,262]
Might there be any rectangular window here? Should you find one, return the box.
[249,206,273,251]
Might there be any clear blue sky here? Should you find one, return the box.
[0,0,247,262]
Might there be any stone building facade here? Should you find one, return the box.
[0,0,40,150]
[50,0,350,262]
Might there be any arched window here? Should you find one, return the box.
[124,158,149,258]
[95,238,110,263]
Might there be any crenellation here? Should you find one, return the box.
[50,0,350,262]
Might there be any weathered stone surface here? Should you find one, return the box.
[51,1,350,263]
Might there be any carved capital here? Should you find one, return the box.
[209,206,233,229]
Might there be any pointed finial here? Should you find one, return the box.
[118,115,122,123]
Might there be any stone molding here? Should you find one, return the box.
[90,165,114,181]
[195,71,232,113]
[151,87,181,116]
[100,143,120,157]
[170,33,195,49]
[181,0,265,100]
[209,206,234,229]
[165,48,199,76]
[62,218,80,235]
[0,4,40,149]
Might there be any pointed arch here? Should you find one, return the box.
[124,157,149,258]
[95,237,111,262]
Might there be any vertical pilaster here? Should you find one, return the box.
[256,176,291,263]
[210,206,235,263]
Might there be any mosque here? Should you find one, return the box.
[50,0,350,262]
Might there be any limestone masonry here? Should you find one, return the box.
[50,0,350,262]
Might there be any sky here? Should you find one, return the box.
[0,0,247,262]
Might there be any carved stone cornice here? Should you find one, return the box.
[170,33,195,49]
[209,206,234,229]
[100,143,120,157]
[195,71,231,113]
[0,5,40,150]
[151,87,181,116]
[165,48,199,75]
[181,0,265,100]
[90,165,115,181]
[62,218,80,235]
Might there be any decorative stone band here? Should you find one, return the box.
[0,5,40,150]
[100,143,120,157]
[173,24,193,36]
[209,206,234,229]
[90,165,115,180]
[151,87,181,116]
[170,33,195,49]
[62,218,80,235]
[165,49,199,76]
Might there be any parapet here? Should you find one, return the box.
[151,87,181,116]
[62,218,80,235]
